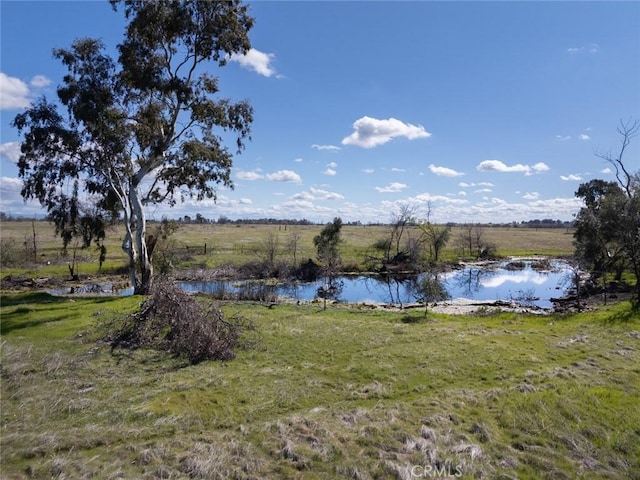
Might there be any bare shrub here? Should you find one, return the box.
[107,278,253,364]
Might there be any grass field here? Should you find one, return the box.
[1,291,639,479]
[0,221,575,279]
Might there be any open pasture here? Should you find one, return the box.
[0,221,575,278]
[1,292,638,479]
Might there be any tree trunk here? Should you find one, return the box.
[130,186,153,295]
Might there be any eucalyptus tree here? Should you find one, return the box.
[573,119,640,302]
[12,1,254,294]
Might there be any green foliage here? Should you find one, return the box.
[573,120,640,301]
[313,217,343,269]
[12,1,255,294]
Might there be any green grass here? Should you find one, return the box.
[1,221,575,280]
[1,293,638,479]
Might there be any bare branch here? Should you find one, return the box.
[596,118,639,197]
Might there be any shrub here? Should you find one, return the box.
[0,238,23,267]
[107,278,252,364]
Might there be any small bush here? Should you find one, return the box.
[0,238,22,267]
[107,278,252,364]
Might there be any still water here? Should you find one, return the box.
[179,260,571,309]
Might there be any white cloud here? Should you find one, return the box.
[312,144,341,151]
[29,75,51,88]
[309,186,344,201]
[532,162,550,172]
[375,182,407,193]
[0,73,51,110]
[266,169,302,183]
[408,192,468,206]
[474,188,492,194]
[236,170,264,181]
[560,174,582,181]
[477,160,530,173]
[391,167,405,173]
[0,176,43,216]
[459,181,494,188]
[362,168,374,174]
[292,191,314,201]
[428,164,464,177]
[579,134,590,141]
[523,192,539,200]
[477,160,549,175]
[0,176,22,192]
[0,73,30,109]
[601,167,612,174]
[294,158,303,163]
[567,44,599,55]
[322,161,337,176]
[556,135,572,141]
[228,48,278,77]
[0,141,22,163]
[341,116,431,148]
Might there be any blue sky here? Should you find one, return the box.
[1,1,639,224]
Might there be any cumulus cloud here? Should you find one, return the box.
[375,182,407,193]
[532,162,550,172]
[523,192,539,200]
[477,160,549,175]
[0,176,43,216]
[560,174,582,181]
[228,48,279,77]
[312,144,341,151]
[579,134,590,141]
[293,186,344,201]
[428,164,464,177]
[0,73,30,109]
[391,167,405,173]
[341,116,431,148]
[0,142,22,163]
[266,169,302,183]
[322,162,337,176]
[362,168,374,174]
[0,73,51,110]
[236,170,263,181]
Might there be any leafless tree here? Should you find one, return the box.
[286,228,302,266]
[385,203,418,262]
[596,118,640,198]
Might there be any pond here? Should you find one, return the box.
[178,259,572,309]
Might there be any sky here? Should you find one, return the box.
[1,1,639,224]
